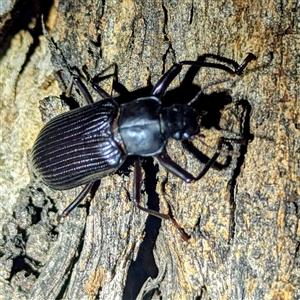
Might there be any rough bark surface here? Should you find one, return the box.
[0,0,299,300]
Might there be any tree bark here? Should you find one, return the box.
[1,0,299,299]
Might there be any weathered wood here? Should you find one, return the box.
[1,0,299,299]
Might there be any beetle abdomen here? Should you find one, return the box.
[31,99,124,190]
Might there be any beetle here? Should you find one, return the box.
[31,53,256,240]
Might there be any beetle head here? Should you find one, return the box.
[162,104,200,141]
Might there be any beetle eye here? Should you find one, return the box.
[183,132,190,139]
[173,132,181,139]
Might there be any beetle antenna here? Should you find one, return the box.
[188,78,231,106]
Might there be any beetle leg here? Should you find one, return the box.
[155,149,195,183]
[155,140,218,182]
[65,75,75,98]
[71,70,118,103]
[151,53,256,99]
[91,63,130,94]
[71,75,94,105]
[155,137,246,182]
[132,158,189,241]
[89,80,111,99]
[82,64,130,99]
[89,76,130,99]
[57,182,94,223]
[81,66,111,99]
[151,64,183,99]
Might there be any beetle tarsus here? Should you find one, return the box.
[58,182,94,220]
[57,214,65,224]
[235,53,257,75]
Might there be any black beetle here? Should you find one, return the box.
[31,54,256,240]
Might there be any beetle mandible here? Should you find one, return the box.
[31,54,256,240]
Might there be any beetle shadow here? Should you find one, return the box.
[122,158,160,300]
